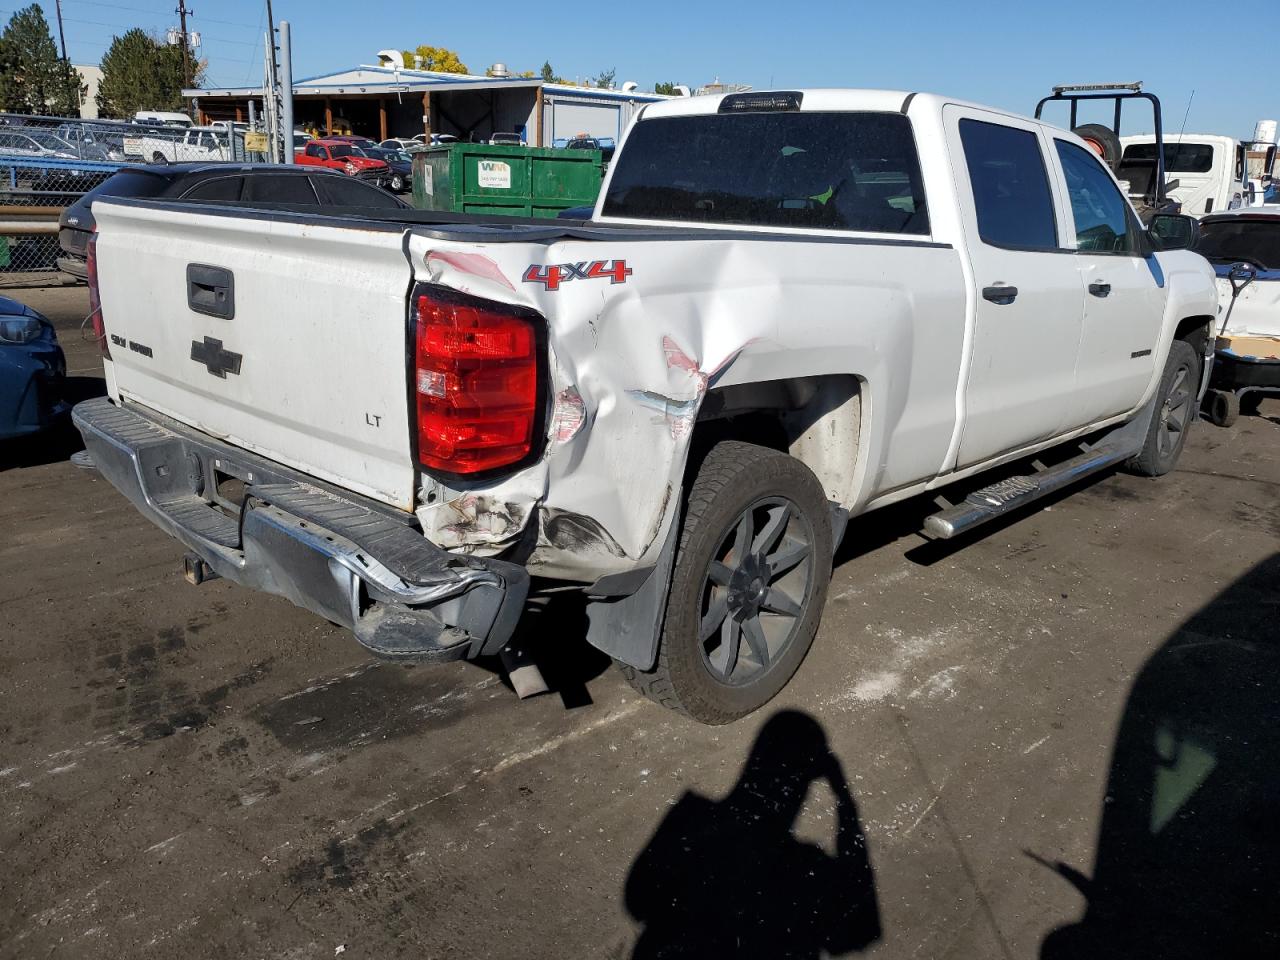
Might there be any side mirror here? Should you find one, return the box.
[1148,213,1200,251]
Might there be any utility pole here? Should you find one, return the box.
[279,21,294,163]
[176,0,192,88]
[53,0,80,114]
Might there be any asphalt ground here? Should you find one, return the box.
[2,285,1278,959]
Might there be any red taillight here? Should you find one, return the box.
[414,287,541,475]
[86,233,109,358]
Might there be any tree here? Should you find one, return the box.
[0,4,84,115]
[96,28,191,119]
[540,61,554,82]
[654,81,682,96]
[595,68,616,90]
[401,45,468,74]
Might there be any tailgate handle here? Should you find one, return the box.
[187,264,235,320]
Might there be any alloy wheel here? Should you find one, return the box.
[697,497,815,686]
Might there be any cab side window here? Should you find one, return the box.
[304,143,324,159]
[959,119,1057,250]
[1055,139,1135,254]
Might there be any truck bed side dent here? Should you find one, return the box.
[408,231,966,579]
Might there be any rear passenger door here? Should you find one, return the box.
[1050,138,1163,425]
[944,106,1085,468]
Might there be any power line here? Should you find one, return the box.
[63,0,258,27]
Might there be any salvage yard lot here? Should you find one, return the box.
[2,286,1278,959]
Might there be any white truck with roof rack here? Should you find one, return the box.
[75,88,1217,723]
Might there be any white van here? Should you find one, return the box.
[1119,134,1245,216]
[134,110,193,128]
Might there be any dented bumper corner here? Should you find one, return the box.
[73,396,528,662]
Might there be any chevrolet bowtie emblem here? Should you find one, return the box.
[190,336,242,378]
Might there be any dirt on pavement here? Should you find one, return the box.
[2,285,1278,959]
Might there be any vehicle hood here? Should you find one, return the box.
[1215,266,1280,338]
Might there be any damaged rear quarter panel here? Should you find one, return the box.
[407,231,964,581]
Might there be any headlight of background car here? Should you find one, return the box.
[0,317,43,344]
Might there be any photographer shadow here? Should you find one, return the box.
[1039,553,1280,958]
[625,710,881,959]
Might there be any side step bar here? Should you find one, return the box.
[923,444,1134,540]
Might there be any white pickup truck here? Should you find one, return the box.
[122,126,229,165]
[75,89,1218,723]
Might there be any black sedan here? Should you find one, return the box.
[58,163,409,280]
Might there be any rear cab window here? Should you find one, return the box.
[601,111,929,234]
[1121,142,1214,173]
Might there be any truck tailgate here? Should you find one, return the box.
[93,200,417,510]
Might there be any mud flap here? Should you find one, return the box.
[583,511,680,671]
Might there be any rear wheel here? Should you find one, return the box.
[618,441,833,724]
[389,173,405,192]
[1239,392,1263,416]
[1127,339,1198,475]
[150,151,168,164]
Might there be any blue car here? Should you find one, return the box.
[0,296,68,439]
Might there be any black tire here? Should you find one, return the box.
[390,174,405,192]
[1072,123,1122,172]
[151,152,168,165]
[618,441,833,724]
[1206,389,1240,428]
[1127,339,1199,476]
[1239,392,1263,416]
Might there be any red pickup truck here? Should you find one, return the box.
[295,138,389,186]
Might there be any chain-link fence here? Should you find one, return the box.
[0,114,269,285]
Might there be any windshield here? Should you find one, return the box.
[602,111,929,234]
[329,145,355,158]
[349,139,377,149]
[1197,219,1280,270]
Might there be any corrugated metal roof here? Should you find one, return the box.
[186,65,669,102]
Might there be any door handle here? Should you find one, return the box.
[982,285,1018,305]
[1088,281,1111,297]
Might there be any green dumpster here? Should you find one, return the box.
[412,142,603,218]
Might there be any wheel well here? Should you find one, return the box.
[1174,315,1214,355]
[690,374,863,508]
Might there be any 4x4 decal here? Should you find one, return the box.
[522,259,632,291]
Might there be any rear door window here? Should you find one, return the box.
[180,177,243,201]
[1055,140,1135,254]
[959,119,1057,250]
[313,175,403,208]
[602,111,929,234]
[241,174,318,204]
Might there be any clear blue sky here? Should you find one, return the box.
[35,0,1272,140]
